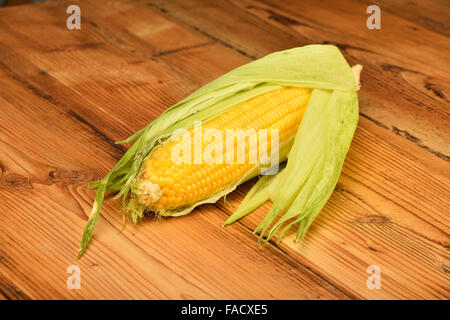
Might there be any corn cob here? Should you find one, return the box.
[78,45,361,258]
[132,87,311,217]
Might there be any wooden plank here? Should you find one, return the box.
[218,117,450,299]
[150,0,450,298]
[0,0,448,300]
[0,0,347,299]
[149,0,450,160]
[361,0,450,36]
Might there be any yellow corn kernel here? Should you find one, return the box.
[136,87,312,212]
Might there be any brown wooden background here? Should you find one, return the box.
[0,0,449,300]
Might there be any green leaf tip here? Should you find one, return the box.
[78,182,107,259]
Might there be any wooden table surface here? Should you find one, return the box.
[0,0,449,300]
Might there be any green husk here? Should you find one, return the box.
[222,167,285,227]
[256,90,359,243]
[78,44,359,258]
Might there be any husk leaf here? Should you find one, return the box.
[78,45,359,257]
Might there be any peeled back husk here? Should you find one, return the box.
[78,45,360,257]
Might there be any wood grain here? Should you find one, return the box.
[149,0,450,159]
[0,0,448,300]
